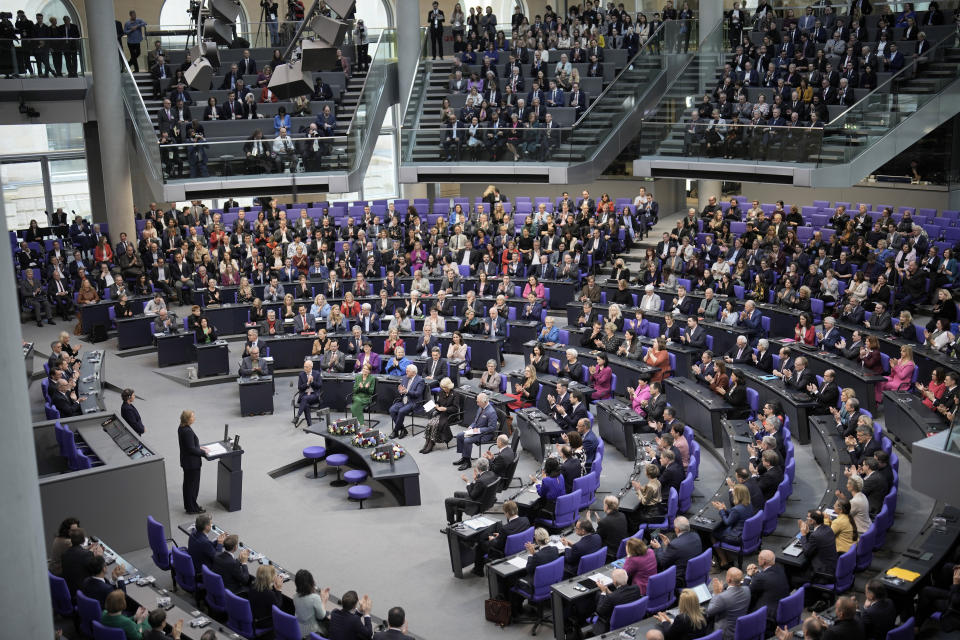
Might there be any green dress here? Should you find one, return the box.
[351,373,377,423]
[100,611,149,640]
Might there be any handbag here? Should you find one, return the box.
[484,598,511,627]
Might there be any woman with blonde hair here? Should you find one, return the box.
[654,588,708,640]
[507,364,540,410]
[248,564,284,630]
[876,344,916,403]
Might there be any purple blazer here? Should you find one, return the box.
[591,365,613,400]
[354,351,381,372]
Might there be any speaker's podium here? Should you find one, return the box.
[202,440,244,512]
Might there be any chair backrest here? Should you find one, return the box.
[678,472,695,513]
[855,525,876,571]
[777,587,805,629]
[92,621,127,640]
[225,589,257,637]
[201,565,227,612]
[699,631,723,640]
[617,527,647,559]
[76,589,101,636]
[576,546,608,575]
[665,486,679,527]
[550,490,581,528]
[609,596,648,631]
[735,606,767,640]
[531,557,565,600]
[504,527,535,556]
[762,491,781,535]
[646,565,677,612]
[573,472,597,511]
[741,511,763,550]
[684,548,712,589]
[273,604,302,640]
[47,573,73,616]
[836,546,857,592]
[886,617,915,640]
[171,546,197,592]
[147,515,172,571]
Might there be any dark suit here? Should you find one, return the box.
[61,545,94,598]
[661,460,685,496]
[445,469,499,523]
[594,584,644,634]
[655,532,703,585]
[81,576,121,608]
[50,388,82,417]
[799,525,838,582]
[178,424,205,512]
[296,370,324,425]
[785,368,816,390]
[389,375,426,435]
[486,515,532,558]
[862,472,888,515]
[824,618,866,640]
[748,564,790,625]
[757,464,784,500]
[373,630,414,640]
[812,381,839,414]
[212,550,253,593]
[121,402,146,435]
[187,529,221,575]
[565,532,604,575]
[861,598,897,640]
[489,445,515,484]
[754,349,773,373]
[597,510,629,557]
[558,400,588,430]
[328,608,374,640]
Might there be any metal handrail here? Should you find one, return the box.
[115,40,163,184]
[401,27,429,124]
[827,29,960,129]
[345,29,394,137]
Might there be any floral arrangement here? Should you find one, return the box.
[371,442,405,462]
[352,429,387,448]
[328,419,359,436]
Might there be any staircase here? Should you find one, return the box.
[632,31,960,187]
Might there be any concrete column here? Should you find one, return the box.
[86,0,135,243]
[698,0,724,38]
[652,178,687,217]
[697,179,722,210]
[396,0,422,114]
[83,122,107,224]
[0,173,56,639]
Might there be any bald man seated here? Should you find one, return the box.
[706,568,751,640]
[593,568,645,634]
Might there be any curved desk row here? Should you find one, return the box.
[688,418,752,538]
[882,390,946,451]
[664,377,733,448]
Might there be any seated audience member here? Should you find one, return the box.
[560,518,604,576]
[623,537,658,594]
[705,568,751,640]
[248,565,285,630]
[327,590,374,640]
[443,457,499,526]
[187,514,224,575]
[791,510,838,588]
[293,569,331,637]
[591,495,629,558]
[654,588,709,640]
[213,534,254,594]
[100,589,150,639]
[651,516,703,581]
[593,568,645,635]
[745,550,790,635]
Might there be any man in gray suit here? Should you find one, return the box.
[293,305,316,334]
[706,567,752,640]
[239,346,272,377]
[153,309,179,334]
[320,339,345,373]
[454,392,499,470]
[443,457,499,525]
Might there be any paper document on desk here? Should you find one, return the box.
[205,443,228,456]
[589,573,613,586]
[464,516,496,530]
[464,428,480,436]
[507,555,529,569]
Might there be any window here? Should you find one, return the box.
[354,0,392,30]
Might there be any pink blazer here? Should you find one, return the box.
[591,365,613,400]
[523,282,546,299]
[631,384,651,415]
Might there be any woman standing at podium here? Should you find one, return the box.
[178,410,209,514]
